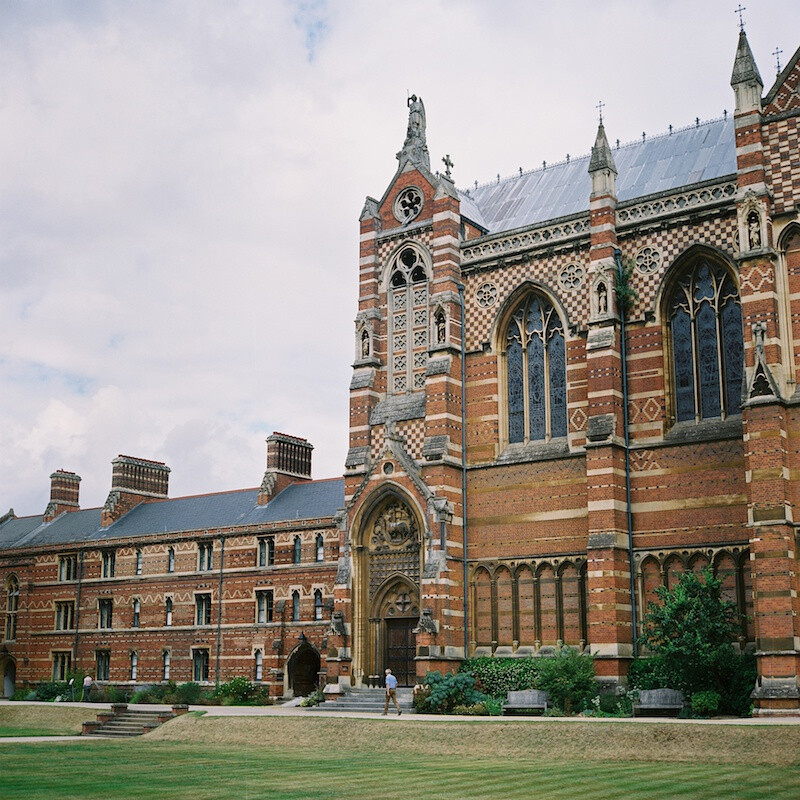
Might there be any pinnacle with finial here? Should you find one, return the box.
[773,46,783,75]
[735,4,746,31]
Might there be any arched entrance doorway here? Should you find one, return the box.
[353,493,423,686]
[286,641,320,697]
[372,578,419,686]
[2,657,15,698]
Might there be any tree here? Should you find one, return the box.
[535,647,596,714]
[639,568,749,702]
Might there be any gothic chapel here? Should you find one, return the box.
[3,29,800,714]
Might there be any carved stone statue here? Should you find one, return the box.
[361,329,370,358]
[370,500,417,551]
[407,94,426,140]
[435,312,446,344]
[597,281,608,314]
[748,211,761,250]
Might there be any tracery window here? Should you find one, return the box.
[668,258,743,423]
[504,294,567,444]
[389,246,429,393]
[5,576,19,640]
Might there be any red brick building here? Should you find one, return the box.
[3,31,800,713]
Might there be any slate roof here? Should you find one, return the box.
[0,478,345,551]
[459,117,736,235]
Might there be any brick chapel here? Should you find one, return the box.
[3,30,800,714]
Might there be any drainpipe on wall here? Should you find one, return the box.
[215,534,225,688]
[613,248,638,657]
[458,282,469,658]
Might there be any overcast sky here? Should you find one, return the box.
[1,0,798,517]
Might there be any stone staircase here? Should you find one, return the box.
[82,703,183,737]
[307,687,414,714]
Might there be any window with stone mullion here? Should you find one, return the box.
[670,261,742,423]
[506,295,567,444]
[389,247,429,394]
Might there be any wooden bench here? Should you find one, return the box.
[632,688,684,717]
[502,689,548,715]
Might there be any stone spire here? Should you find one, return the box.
[588,122,617,197]
[396,94,430,171]
[731,29,763,112]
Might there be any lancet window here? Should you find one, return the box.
[504,293,567,444]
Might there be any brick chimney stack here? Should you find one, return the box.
[258,432,313,505]
[43,470,81,522]
[101,455,170,526]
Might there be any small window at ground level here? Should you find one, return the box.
[96,650,110,681]
[193,649,209,682]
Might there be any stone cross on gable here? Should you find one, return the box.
[734,4,746,31]
[773,46,784,74]
[442,153,454,179]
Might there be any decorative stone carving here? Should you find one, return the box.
[371,500,417,551]
[558,262,585,291]
[396,94,430,170]
[476,282,497,307]
[747,210,762,250]
[413,608,437,634]
[329,611,346,636]
[394,186,424,224]
[635,245,661,275]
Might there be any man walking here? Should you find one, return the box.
[382,668,401,715]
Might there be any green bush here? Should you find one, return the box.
[451,703,487,715]
[415,671,487,714]
[459,657,540,698]
[32,681,69,701]
[215,676,259,704]
[534,648,596,715]
[299,689,325,707]
[639,569,757,716]
[174,682,204,705]
[627,656,672,690]
[691,690,721,717]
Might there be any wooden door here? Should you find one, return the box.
[385,618,415,686]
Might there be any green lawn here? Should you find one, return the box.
[2,713,800,799]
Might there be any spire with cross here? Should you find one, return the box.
[734,4,746,32]
[596,100,605,125]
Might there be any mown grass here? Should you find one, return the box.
[1,713,799,799]
[0,704,89,736]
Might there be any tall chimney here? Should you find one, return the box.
[258,432,313,505]
[43,470,81,522]
[101,455,170,526]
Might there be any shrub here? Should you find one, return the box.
[459,657,540,698]
[299,689,325,707]
[174,682,204,705]
[451,703,487,716]
[215,676,259,704]
[691,690,721,717]
[415,671,487,714]
[639,569,757,716]
[627,656,672,690]
[535,648,596,715]
[33,681,69,702]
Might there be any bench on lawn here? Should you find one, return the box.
[502,689,548,715]
[632,688,684,717]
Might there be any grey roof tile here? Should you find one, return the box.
[0,479,345,551]
[466,118,735,234]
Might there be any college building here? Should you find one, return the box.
[3,29,800,714]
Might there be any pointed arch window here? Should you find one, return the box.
[668,258,743,423]
[389,246,429,393]
[504,293,567,444]
[5,576,19,641]
[293,536,302,564]
[254,649,263,682]
[315,534,324,562]
[314,589,323,620]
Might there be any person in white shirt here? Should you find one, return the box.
[382,668,401,715]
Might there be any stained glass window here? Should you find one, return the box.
[505,294,567,444]
[668,258,742,422]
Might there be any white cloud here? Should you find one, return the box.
[1,0,798,514]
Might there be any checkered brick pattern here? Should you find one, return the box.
[370,427,385,464]
[463,246,591,350]
[376,228,435,272]
[396,418,425,460]
[764,60,800,116]
[618,214,738,317]
[463,213,738,349]
[764,116,800,216]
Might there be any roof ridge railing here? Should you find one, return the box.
[461,114,731,195]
